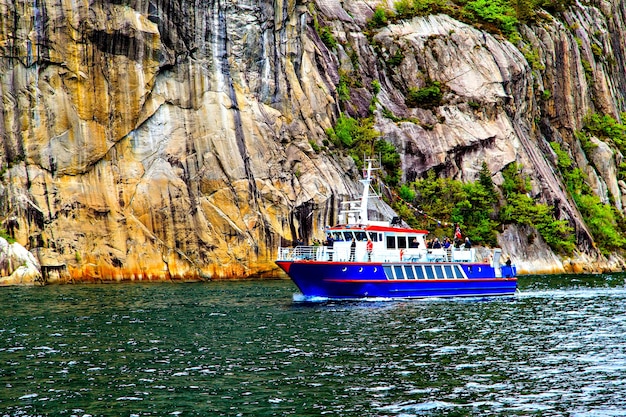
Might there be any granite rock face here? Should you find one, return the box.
[0,0,625,281]
[0,237,41,285]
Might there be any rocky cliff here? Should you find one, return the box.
[0,0,625,283]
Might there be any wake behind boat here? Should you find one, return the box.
[276,159,517,299]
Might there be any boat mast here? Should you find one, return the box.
[340,158,380,225]
[359,159,375,223]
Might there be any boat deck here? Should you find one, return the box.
[277,245,483,264]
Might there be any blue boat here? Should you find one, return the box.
[276,160,517,299]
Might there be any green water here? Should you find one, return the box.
[1,275,626,416]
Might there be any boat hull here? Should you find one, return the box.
[276,261,517,299]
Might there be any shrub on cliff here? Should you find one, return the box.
[326,115,401,185]
[500,163,575,254]
[372,0,576,43]
[551,140,626,255]
[465,0,518,35]
[399,169,499,246]
[405,82,443,108]
[368,6,391,28]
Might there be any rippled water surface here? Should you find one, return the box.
[1,274,626,416]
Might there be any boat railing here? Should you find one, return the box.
[277,245,488,263]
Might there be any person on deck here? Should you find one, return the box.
[350,238,356,261]
[326,234,334,261]
[454,223,462,240]
[366,238,373,261]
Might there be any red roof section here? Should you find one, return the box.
[329,224,428,235]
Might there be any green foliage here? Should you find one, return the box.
[465,0,518,35]
[574,130,598,157]
[619,161,626,182]
[374,139,402,185]
[369,6,390,28]
[392,200,420,229]
[591,43,603,60]
[369,79,382,114]
[478,161,497,199]
[381,0,573,43]
[454,181,500,246]
[326,116,401,184]
[394,0,413,18]
[501,163,530,196]
[582,113,626,153]
[371,79,381,95]
[388,49,405,67]
[309,140,320,152]
[328,115,360,147]
[406,81,443,108]
[550,141,572,170]
[337,72,351,102]
[318,26,337,49]
[505,187,575,253]
[398,184,416,202]
[521,45,545,71]
[549,139,626,255]
[500,163,576,254]
[576,194,626,255]
[549,142,589,195]
[382,107,402,122]
[391,161,584,252]
[535,0,574,14]
[513,0,535,22]
[407,170,499,245]
[500,193,575,254]
[0,229,15,244]
[394,0,451,19]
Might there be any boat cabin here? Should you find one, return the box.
[320,224,476,263]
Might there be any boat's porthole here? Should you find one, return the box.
[342,267,347,272]
[359,267,363,272]
[373,267,377,272]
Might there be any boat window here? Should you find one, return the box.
[355,231,367,241]
[409,237,420,248]
[386,235,396,249]
[434,265,444,278]
[444,265,454,279]
[378,233,383,241]
[367,232,378,242]
[424,266,435,279]
[414,265,425,279]
[383,266,394,280]
[393,265,405,279]
[454,265,465,278]
[405,266,415,279]
[397,236,407,249]
[342,231,354,241]
[332,232,343,241]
